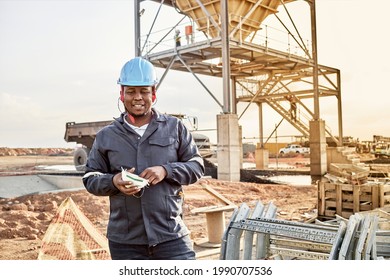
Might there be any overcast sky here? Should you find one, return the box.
[1,0,389,148]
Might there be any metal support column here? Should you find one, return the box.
[308,0,327,176]
[337,69,344,146]
[134,0,141,57]
[216,0,240,181]
[255,102,269,170]
[221,0,231,113]
[258,102,264,148]
[232,77,237,114]
[310,0,319,120]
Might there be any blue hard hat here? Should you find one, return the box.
[117,57,158,86]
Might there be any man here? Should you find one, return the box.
[174,29,181,47]
[82,57,205,260]
[286,95,297,122]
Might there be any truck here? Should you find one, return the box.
[370,135,390,158]
[64,114,214,171]
[278,144,310,154]
[371,143,390,158]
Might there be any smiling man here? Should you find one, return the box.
[82,57,205,260]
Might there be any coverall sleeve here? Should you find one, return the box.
[82,135,119,196]
[162,121,205,185]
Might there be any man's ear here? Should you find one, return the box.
[152,86,156,102]
[120,86,124,102]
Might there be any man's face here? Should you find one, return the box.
[123,86,154,118]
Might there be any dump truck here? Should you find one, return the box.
[64,114,214,171]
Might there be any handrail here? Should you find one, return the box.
[140,13,311,59]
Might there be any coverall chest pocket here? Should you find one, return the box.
[148,137,178,163]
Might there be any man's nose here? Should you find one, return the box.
[133,91,143,99]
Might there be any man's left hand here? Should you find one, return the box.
[139,166,167,185]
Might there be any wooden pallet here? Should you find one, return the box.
[318,181,390,219]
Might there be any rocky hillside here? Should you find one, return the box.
[0,147,73,157]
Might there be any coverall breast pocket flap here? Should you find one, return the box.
[149,137,175,147]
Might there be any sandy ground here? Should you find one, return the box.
[0,149,317,260]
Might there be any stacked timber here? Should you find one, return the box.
[318,163,390,219]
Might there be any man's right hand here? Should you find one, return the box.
[112,168,142,196]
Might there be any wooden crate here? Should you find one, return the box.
[382,184,390,207]
[318,181,390,219]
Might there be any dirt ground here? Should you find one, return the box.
[0,148,317,260]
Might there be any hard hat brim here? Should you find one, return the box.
[117,80,158,86]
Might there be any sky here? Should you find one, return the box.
[1,0,389,148]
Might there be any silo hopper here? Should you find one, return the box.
[174,0,294,41]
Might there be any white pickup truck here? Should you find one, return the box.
[279,144,310,154]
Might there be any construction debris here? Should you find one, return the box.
[319,163,390,219]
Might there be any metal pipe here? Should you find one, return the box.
[134,0,141,56]
[221,0,231,113]
[337,69,343,146]
[310,0,320,120]
[258,102,264,148]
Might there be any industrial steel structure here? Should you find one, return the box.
[133,0,342,178]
